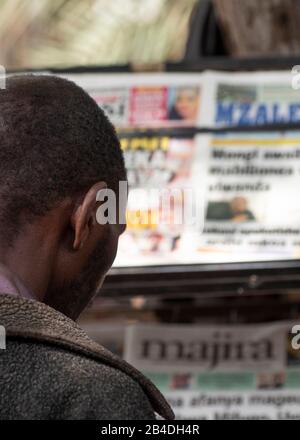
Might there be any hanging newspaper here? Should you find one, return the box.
[124,322,300,420]
[201,70,300,127]
[62,72,206,266]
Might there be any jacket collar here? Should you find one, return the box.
[0,294,174,420]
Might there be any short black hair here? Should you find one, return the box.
[0,74,126,243]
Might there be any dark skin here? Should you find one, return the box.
[0,181,126,320]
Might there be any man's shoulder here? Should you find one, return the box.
[2,338,156,419]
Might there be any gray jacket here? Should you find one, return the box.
[0,294,174,420]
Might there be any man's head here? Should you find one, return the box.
[0,74,127,320]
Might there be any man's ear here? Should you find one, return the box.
[71,181,107,251]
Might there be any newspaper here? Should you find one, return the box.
[114,133,204,266]
[124,322,300,420]
[192,130,300,263]
[62,72,206,265]
[201,70,300,127]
